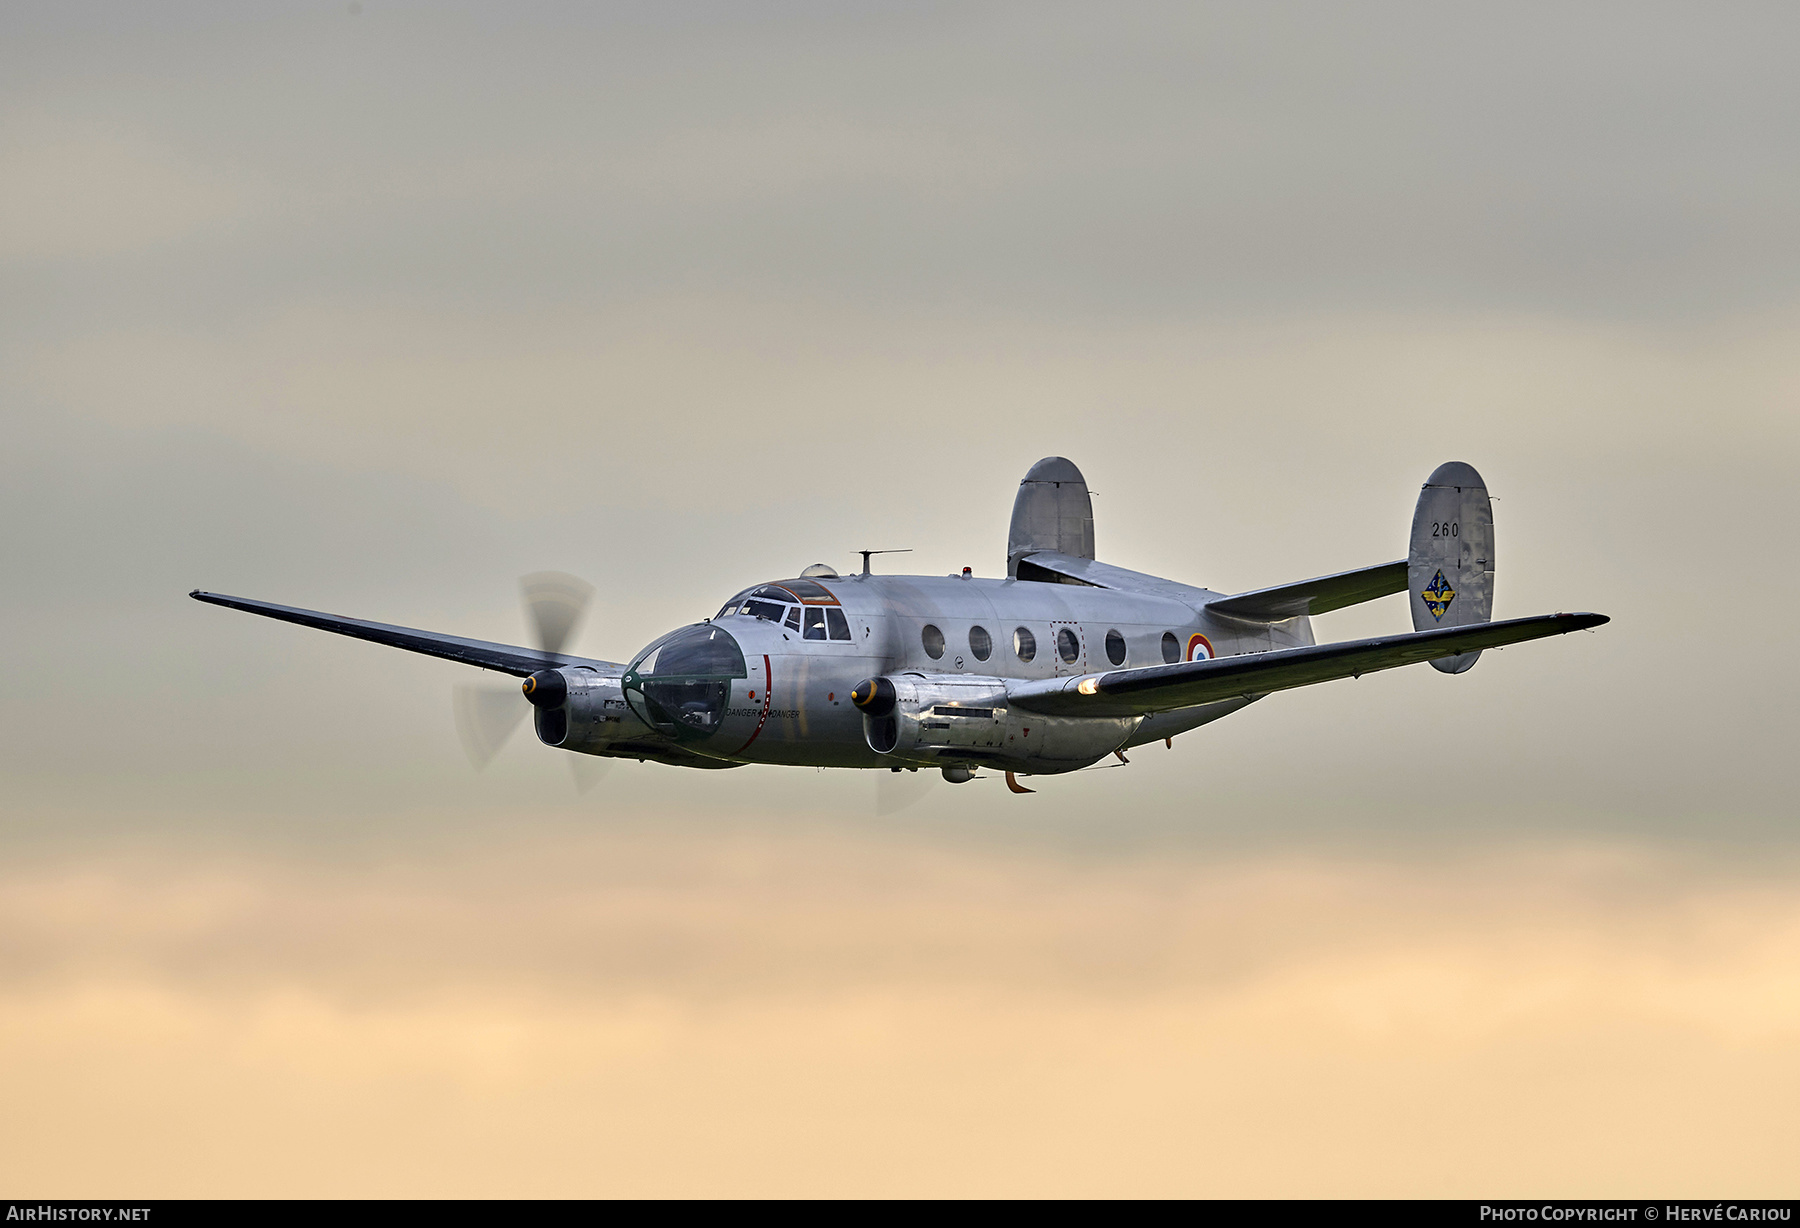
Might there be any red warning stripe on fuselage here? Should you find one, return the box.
[732,655,774,756]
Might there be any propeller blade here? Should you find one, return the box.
[452,683,527,769]
[521,571,594,657]
[875,768,934,817]
[568,754,611,795]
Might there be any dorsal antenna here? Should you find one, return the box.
[858,549,911,576]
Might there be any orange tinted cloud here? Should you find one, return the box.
[2,821,1797,1196]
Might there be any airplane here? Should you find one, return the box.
[191,457,1607,793]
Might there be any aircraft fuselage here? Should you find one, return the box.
[579,572,1312,774]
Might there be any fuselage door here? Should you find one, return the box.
[1051,621,1086,676]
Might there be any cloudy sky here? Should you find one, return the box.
[3,0,1797,1195]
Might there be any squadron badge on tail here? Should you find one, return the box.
[1421,570,1457,621]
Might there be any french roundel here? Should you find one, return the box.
[1186,634,1214,662]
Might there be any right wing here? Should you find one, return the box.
[191,590,624,677]
[1008,612,1608,717]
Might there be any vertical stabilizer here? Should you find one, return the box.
[1409,461,1495,674]
[1007,457,1095,578]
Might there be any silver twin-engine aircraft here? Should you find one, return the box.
[192,458,1607,793]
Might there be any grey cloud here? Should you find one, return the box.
[5,2,1799,331]
[1,2,1794,841]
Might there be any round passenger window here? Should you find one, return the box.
[1104,629,1126,666]
[1056,627,1080,664]
[1161,631,1180,664]
[969,625,992,661]
[921,624,945,659]
[1013,627,1036,663]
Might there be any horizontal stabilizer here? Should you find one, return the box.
[1013,550,1216,603]
[190,591,622,677]
[1008,612,1608,717]
[1206,560,1407,621]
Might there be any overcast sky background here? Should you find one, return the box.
[3,0,1797,1195]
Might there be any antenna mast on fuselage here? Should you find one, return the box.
[858,549,912,576]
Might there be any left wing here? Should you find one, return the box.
[1008,612,1607,717]
[191,590,623,677]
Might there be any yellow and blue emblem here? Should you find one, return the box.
[1421,570,1457,621]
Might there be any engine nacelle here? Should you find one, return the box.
[857,674,1009,764]
[854,673,1141,773]
[527,667,646,752]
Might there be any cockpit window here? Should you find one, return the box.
[719,586,795,624]
[795,606,852,642]
[775,578,837,604]
[717,580,847,637]
[716,589,754,619]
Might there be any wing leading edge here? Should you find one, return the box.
[190,590,623,677]
[1008,612,1608,717]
